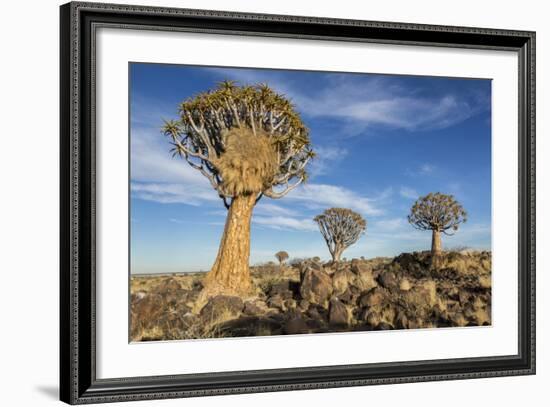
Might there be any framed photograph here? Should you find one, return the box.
[60,1,535,404]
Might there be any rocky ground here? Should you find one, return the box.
[130,250,491,341]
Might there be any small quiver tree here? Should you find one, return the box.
[313,208,366,262]
[407,192,467,258]
[275,251,289,269]
[163,81,313,298]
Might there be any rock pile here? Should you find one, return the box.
[130,251,492,341]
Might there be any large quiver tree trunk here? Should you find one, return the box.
[202,194,256,297]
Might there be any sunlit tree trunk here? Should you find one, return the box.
[431,229,442,256]
[332,246,344,262]
[202,194,256,297]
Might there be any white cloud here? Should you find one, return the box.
[207,69,488,132]
[286,183,384,216]
[405,163,436,177]
[399,186,419,199]
[131,128,209,185]
[131,182,219,206]
[308,146,348,177]
[254,202,299,217]
[373,218,408,232]
[130,125,222,207]
[169,218,224,226]
[253,215,318,232]
[419,164,435,174]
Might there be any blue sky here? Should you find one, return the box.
[130,63,492,274]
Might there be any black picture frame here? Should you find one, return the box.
[60,1,536,404]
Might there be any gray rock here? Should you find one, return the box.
[267,294,286,311]
[378,271,399,289]
[199,295,244,322]
[284,298,297,310]
[354,268,378,292]
[298,299,310,310]
[284,317,310,334]
[332,269,356,295]
[268,281,293,299]
[243,300,268,316]
[300,267,333,307]
[358,288,387,307]
[329,298,350,326]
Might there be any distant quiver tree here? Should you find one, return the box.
[313,208,366,262]
[162,81,314,296]
[275,251,289,268]
[407,192,467,256]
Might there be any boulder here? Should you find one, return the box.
[266,294,286,311]
[268,281,294,299]
[243,300,268,316]
[365,310,381,326]
[358,288,387,307]
[399,278,412,291]
[300,267,333,307]
[219,316,283,337]
[329,298,350,326]
[478,275,491,289]
[298,299,310,311]
[337,288,354,304]
[284,317,310,334]
[354,268,378,292]
[307,304,328,322]
[155,277,182,292]
[131,293,164,323]
[199,295,244,323]
[284,298,297,310]
[350,261,372,274]
[378,271,399,289]
[332,269,356,295]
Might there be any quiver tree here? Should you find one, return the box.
[313,208,366,262]
[275,251,289,268]
[162,81,313,297]
[407,192,467,256]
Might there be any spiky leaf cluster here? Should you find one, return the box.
[408,192,467,235]
[162,81,314,207]
[314,208,367,259]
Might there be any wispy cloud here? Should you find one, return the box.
[254,202,299,217]
[373,217,409,232]
[405,163,436,177]
[207,68,489,133]
[253,216,318,232]
[169,218,224,226]
[308,145,348,178]
[287,183,384,216]
[399,186,419,199]
[131,119,226,207]
[131,182,219,206]
[131,127,210,184]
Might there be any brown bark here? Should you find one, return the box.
[202,193,256,297]
[431,229,442,256]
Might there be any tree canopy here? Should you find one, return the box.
[162,81,314,208]
[275,251,289,264]
[408,192,467,235]
[314,208,366,261]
